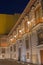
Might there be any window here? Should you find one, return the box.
[25,36,29,49]
[2,48,5,53]
[10,46,12,51]
[19,40,22,43]
[37,28,43,45]
[35,6,42,24]
[14,45,16,52]
[27,53,29,59]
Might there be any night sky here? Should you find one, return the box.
[0,0,30,14]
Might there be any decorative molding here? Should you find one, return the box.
[8,0,36,36]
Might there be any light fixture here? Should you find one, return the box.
[42,17,43,19]
[14,35,16,38]
[27,21,30,24]
[19,30,22,33]
[10,38,13,41]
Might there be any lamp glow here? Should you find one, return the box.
[10,38,13,41]
[14,35,16,38]
[19,30,22,33]
[27,21,30,24]
[42,17,43,19]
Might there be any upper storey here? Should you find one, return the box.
[8,0,43,44]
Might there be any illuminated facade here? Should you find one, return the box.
[0,0,43,64]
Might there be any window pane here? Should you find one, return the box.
[25,39,29,49]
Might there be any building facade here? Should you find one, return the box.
[0,0,43,64]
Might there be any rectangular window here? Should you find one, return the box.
[14,45,16,52]
[10,46,12,51]
[35,6,42,24]
[37,28,43,45]
[27,53,29,59]
[25,38,29,49]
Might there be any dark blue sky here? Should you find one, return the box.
[0,0,30,14]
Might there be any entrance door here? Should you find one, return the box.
[40,50,43,64]
[18,48,21,61]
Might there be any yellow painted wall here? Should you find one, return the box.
[0,14,20,35]
[0,14,6,34]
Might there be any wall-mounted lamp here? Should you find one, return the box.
[14,35,16,38]
[10,38,13,41]
[19,30,22,33]
[27,21,30,24]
